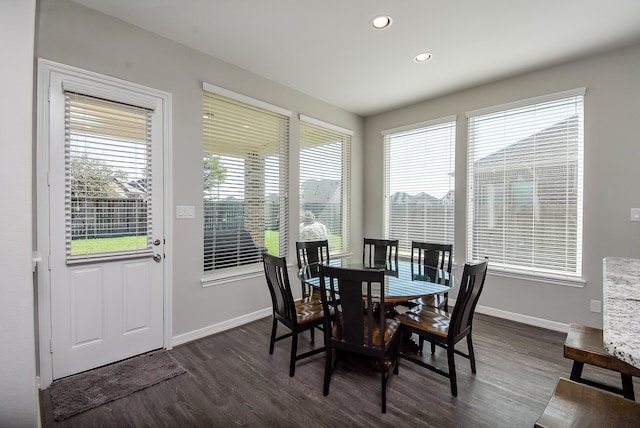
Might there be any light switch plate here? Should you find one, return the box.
[631,208,640,222]
[176,205,195,219]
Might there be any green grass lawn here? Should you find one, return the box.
[71,235,148,256]
[73,231,343,257]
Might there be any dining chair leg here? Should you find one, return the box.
[447,346,458,397]
[380,356,387,413]
[569,361,584,382]
[621,374,635,400]
[323,348,333,396]
[467,334,477,374]
[290,331,298,377]
[269,317,278,354]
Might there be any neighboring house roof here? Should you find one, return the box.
[300,179,341,204]
[475,116,580,172]
[107,178,147,199]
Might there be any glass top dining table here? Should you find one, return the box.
[298,257,455,304]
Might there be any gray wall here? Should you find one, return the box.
[364,43,640,328]
[0,0,39,425]
[36,0,364,338]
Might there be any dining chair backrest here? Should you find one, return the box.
[411,241,453,273]
[296,240,330,298]
[449,259,488,341]
[263,253,297,328]
[363,238,399,267]
[296,239,330,269]
[319,264,388,352]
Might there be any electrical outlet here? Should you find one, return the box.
[590,300,601,313]
[632,208,640,222]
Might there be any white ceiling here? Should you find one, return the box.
[72,0,640,117]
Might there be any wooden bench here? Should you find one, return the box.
[535,378,640,428]
[564,322,640,400]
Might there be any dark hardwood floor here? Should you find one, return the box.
[40,313,637,427]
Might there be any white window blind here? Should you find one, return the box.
[65,91,153,261]
[382,116,456,253]
[466,89,585,278]
[299,116,351,254]
[203,89,290,272]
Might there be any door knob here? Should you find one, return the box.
[153,254,162,262]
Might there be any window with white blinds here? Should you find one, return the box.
[466,89,585,279]
[203,86,290,272]
[382,116,456,254]
[299,115,352,254]
[65,91,153,261]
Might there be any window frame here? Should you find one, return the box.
[201,83,291,285]
[64,91,154,263]
[465,88,586,285]
[298,114,352,257]
[382,115,457,257]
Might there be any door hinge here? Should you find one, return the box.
[49,339,53,354]
[48,255,52,271]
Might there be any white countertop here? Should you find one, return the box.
[603,257,640,369]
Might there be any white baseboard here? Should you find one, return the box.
[474,303,569,333]
[171,303,569,348]
[172,307,272,346]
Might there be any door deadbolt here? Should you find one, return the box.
[153,239,161,246]
[153,254,162,262]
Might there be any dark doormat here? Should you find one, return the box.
[48,350,187,421]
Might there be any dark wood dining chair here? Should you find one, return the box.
[397,258,488,397]
[295,239,330,302]
[363,238,399,267]
[318,264,401,413]
[263,253,326,377]
[409,241,453,311]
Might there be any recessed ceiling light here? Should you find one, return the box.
[414,52,433,63]
[371,15,392,30]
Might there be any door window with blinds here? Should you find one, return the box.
[203,86,290,273]
[382,116,456,254]
[466,89,585,279]
[65,92,153,261]
[299,116,351,254]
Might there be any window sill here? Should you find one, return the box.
[201,263,264,287]
[487,267,585,288]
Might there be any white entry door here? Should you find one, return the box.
[43,66,167,379]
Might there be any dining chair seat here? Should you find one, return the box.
[301,287,323,306]
[399,306,450,338]
[332,314,401,346]
[295,298,324,324]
